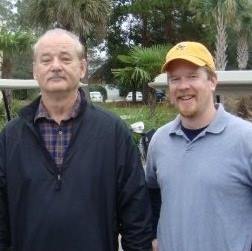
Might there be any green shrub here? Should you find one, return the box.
[13,89,39,100]
[0,99,30,130]
[98,102,177,130]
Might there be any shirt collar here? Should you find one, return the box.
[169,103,228,136]
[34,91,81,123]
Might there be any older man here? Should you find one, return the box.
[0,28,153,251]
[146,41,252,251]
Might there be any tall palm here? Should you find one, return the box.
[0,0,12,22]
[112,44,171,103]
[189,0,245,70]
[0,29,34,109]
[235,4,252,69]
[18,0,111,82]
[19,0,111,44]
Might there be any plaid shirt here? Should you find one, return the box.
[34,92,81,166]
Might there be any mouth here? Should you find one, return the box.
[48,76,65,81]
[178,95,194,101]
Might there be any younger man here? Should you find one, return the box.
[146,41,252,251]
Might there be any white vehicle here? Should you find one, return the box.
[126,91,143,102]
[90,91,103,102]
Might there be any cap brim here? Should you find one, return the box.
[161,55,206,72]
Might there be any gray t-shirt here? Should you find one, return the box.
[146,104,252,251]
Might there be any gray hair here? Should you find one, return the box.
[33,28,84,61]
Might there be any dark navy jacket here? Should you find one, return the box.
[0,90,153,251]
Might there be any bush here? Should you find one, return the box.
[13,89,39,100]
[98,101,177,131]
[0,99,31,130]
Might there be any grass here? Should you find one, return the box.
[0,99,178,131]
[97,101,177,131]
[0,99,32,129]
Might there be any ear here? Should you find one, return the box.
[209,74,218,92]
[33,62,37,80]
[80,59,86,79]
[167,73,175,104]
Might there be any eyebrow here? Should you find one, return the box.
[170,69,200,76]
[40,53,51,57]
[39,51,73,58]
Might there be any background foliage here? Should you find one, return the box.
[0,0,251,125]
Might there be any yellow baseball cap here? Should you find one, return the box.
[161,41,215,72]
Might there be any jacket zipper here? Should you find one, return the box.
[55,173,62,191]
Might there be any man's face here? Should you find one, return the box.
[168,59,217,121]
[33,34,85,95]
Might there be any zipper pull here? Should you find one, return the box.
[55,174,62,191]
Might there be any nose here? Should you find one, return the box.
[177,77,190,90]
[51,58,62,71]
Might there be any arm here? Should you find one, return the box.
[148,188,161,237]
[145,140,161,241]
[116,123,153,251]
[0,132,11,251]
[152,239,158,251]
[149,189,161,251]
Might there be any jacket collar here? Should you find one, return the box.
[19,88,87,123]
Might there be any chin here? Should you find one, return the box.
[41,81,79,94]
[46,83,70,91]
[47,87,68,92]
[179,109,197,118]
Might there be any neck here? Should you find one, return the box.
[41,90,78,124]
[181,104,217,129]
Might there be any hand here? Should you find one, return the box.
[152,239,158,251]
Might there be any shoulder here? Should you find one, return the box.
[83,103,131,139]
[85,103,127,128]
[152,119,177,142]
[219,111,252,152]
[86,103,121,121]
[209,105,252,139]
[215,104,252,131]
[0,117,24,146]
[1,117,23,134]
[225,111,252,133]
[148,119,177,152]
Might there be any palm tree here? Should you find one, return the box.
[112,44,170,103]
[0,0,12,22]
[0,29,34,78]
[113,65,149,103]
[189,0,245,70]
[19,0,111,44]
[235,4,252,69]
[18,0,111,82]
[0,28,34,112]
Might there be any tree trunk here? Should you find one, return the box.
[141,14,149,46]
[142,83,149,104]
[0,53,12,121]
[214,7,227,70]
[237,33,248,70]
[147,86,156,118]
[79,33,88,84]
[236,96,252,121]
[2,55,13,105]
[132,88,137,103]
